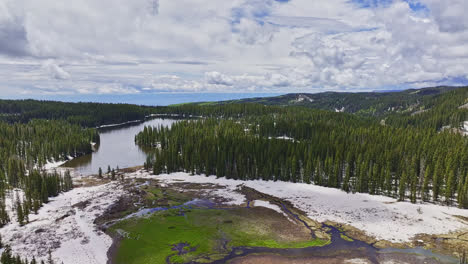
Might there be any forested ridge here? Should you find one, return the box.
[136,107,468,208]
[0,120,98,227]
[2,86,466,131]
[0,99,157,127]
[385,87,468,130]
[187,86,468,131]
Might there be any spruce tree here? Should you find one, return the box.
[0,199,9,226]
[47,249,54,264]
[15,193,24,226]
[398,171,407,201]
[445,170,455,205]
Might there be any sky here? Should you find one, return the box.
[1,0,468,98]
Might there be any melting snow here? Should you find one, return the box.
[148,172,468,243]
[253,200,282,213]
[0,182,124,263]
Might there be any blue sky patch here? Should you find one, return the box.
[349,0,428,12]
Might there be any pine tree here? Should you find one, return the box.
[22,197,30,224]
[0,198,9,226]
[41,180,48,203]
[343,162,351,193]
[460,172,468,209]
[47,249,54,264]
[421,165,432,202]
[98,167,103,179]
[15,193,24,226]
[398,171,407,201]
[445,170,455,205]
[433,159,443,201]
[384,165,392,196]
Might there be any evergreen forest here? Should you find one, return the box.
[136,104,468,208]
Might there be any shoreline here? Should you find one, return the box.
[97,119,143,129]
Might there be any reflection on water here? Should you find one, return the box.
[64,118,177,175]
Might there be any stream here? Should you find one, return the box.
[126,198,458,264]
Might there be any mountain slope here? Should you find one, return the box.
[191,86,468,130]
[197,86,460,114]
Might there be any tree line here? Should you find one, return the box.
[136,110,468,208]
[0,241,55,264]
[385,87,468,131]
[0,120,97,226]
[0,99,157,127]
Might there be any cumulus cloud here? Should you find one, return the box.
[0,0,467,96]
[0,1,29,56]
[42,60,70,80]
[423,0,468,33]
[205,72,233,86]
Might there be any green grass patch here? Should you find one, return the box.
[110,208,329,264]
[340,234,354,242]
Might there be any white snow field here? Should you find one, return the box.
[1,181,124,263]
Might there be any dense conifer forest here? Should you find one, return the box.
[172,86,468,131]
[0,99,156,127]
[0,120,98,226]
[136,105,468,208]
[193,86,468,130]
[2,86,466,131]
[0,85,466,230]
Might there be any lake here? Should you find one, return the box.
[64,118,177,175]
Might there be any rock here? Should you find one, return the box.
[35,228,45,233]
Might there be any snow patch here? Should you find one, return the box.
[125,170,246,206]
[344,259,371,264]
[97,120,141,128]
[335,107,345,113]
[42,159,68,170]
[462,121,468,136]
[253,200,282,213]
[0,182,124,263]
[139,172,468,243]
[252,200,291,220]
[294,94,313,103]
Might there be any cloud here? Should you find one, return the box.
[42,60,70,80]
[205,71,234,86]
[0,1,29,56]
[0,0,467,96]
[423,0,468,33]
[266,16,353,33]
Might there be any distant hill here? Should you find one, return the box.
[190,86,464,116]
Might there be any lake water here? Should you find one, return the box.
[64,118,177,175]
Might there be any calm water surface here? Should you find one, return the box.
[64,118,177,175]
